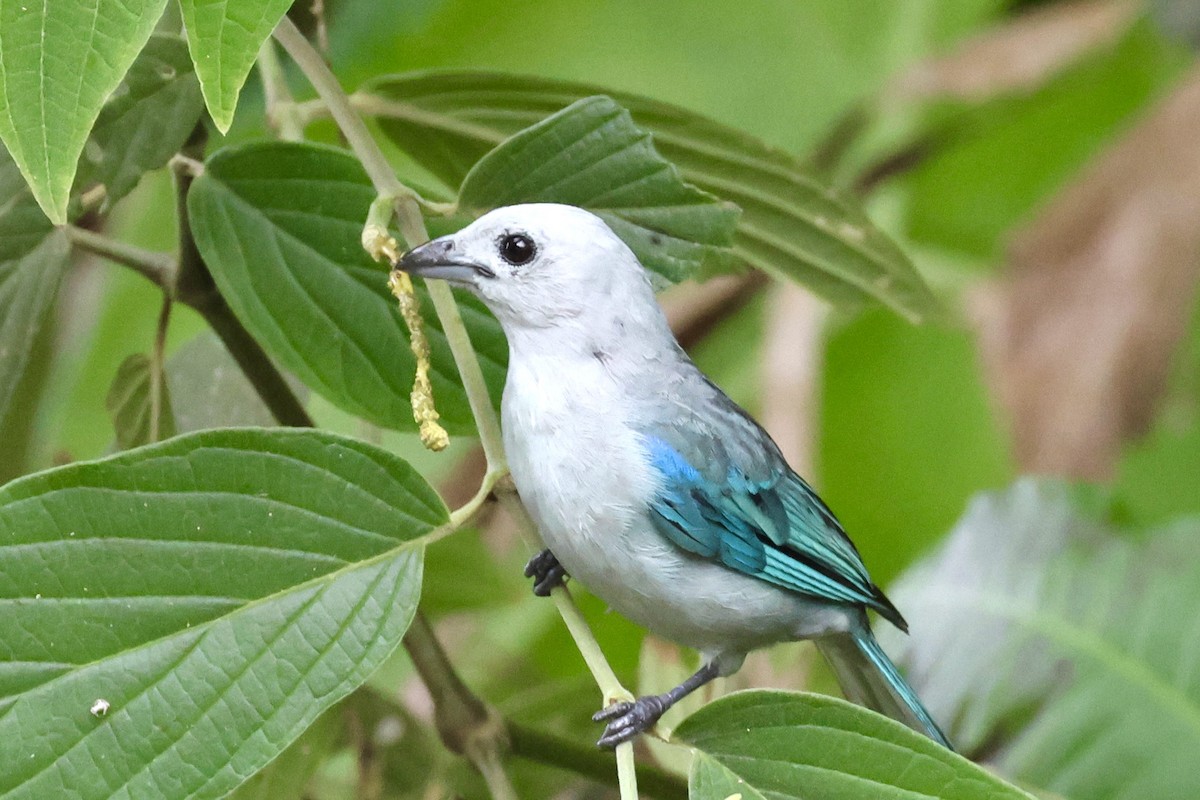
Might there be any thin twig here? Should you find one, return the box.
[257,39,305,141]
[403,613,518,800]
[496,488,641,798]
[64,226,175,289]
[150,294,172,442]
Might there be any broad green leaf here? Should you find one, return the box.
[458,96,739,284]
[187,141,507,434]
[178,0,293,132]
[675,691,1033,800]
[906,21,1188,259]
[0,147,70,431]
[0,428,444,798]
[105,354,177,449]
[690,753,767,800]
[883,480,1200,800]
[80,33,205,208]
[0,0,168,222]
[363,71,938,320]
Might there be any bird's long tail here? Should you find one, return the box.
[816,621,953,750]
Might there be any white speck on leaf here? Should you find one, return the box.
[90,699,110,717]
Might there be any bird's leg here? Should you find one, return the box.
[524,548,568,596]
[593,660,720,748]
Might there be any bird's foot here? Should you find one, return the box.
[592,695,668,748]
[524,549,567,597]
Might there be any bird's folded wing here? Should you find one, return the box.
[640,423,906,631]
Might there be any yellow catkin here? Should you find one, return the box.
[388,268,450,451]
[367,226,449,452]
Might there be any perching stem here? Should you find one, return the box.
[274,18,639,799]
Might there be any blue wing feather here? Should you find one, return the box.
[641,426,906,631]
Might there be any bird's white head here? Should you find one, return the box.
[396,204,659,335]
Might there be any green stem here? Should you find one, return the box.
[64,226,175,288]
[471,747,519,800]
[273,18,415,205]
[150,294,172,442]
[257,39,305,142]
[615,741,641,800]
[276,19,505,467]
[496,490,629,702]
[506,722,687,800]
[448,469,503,528]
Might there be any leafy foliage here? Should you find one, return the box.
[676,691,1034,799]
[105,353,177,449]
[458,96,740,283]
[0,2,1196,799]
[883,480,1200,800]
[905,20,1188,258]
[0,0,168,222]
[0,429,440,798]
[365,71,939,319]
[0,148,69,430]
[187,140,507,434]
[177,0,294,132]
[81,33,205,208]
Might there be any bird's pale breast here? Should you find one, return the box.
[501,352,848,662]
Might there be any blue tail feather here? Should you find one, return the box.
[816,622,953,750]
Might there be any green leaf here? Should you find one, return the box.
[883,480,1200,800]
[675,690,1033,800]
[458,96,739,283]
[0,147,70,430]
[177,0,293,132]
[187,140,506,434]
[80,33,205,208]
[363,71,938,320]
[0,0,168,222]
[690,753,767,800]
[0,428,444,798]
[105,354,177,449]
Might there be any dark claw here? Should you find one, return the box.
[524,549,567,597]
[593,696,667,748]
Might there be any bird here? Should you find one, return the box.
[396,203,951,750]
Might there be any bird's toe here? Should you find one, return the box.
[592,701,634,723]
[524,549,567,596]
[533,564,567,596]
[593,697,666,748]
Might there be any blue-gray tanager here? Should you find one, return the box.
[397,203,951,750]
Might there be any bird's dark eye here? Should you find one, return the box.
[498,233,536,266]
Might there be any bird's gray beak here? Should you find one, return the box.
[394,238,494,284]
